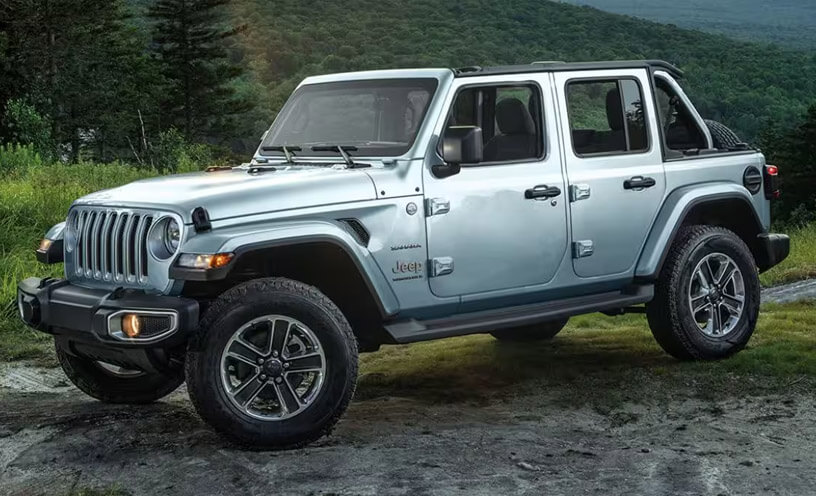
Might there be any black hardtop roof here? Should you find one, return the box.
[453,60,683,79]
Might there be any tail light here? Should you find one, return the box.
[764,164,780,200]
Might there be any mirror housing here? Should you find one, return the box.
[442,126,483,165]
[433,126,482,178]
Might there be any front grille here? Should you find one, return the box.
[67,207,154,285]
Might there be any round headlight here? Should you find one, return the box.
[164,219,181,253]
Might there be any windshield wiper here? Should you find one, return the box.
[260,145,302,164]
[310,145,370,168]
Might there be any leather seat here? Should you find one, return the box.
[483,98,537,161]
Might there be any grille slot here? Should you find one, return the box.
[68,207,155,285]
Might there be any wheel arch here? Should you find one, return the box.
[177,223,400,350]
[636,185,767,280]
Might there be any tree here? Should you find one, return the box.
[148,0,248,142]
[0,0,162,161]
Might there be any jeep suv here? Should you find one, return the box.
[17,60,789,449]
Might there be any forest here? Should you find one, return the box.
[0,0,815,222]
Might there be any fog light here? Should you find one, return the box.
[38,238,52,252]
[121,314,142,338]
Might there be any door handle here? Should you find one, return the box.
[525,185,561,200]
[623,176,656,190]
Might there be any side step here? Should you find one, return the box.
[386,285,654,344]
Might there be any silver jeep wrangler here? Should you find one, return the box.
[18,60,790,448]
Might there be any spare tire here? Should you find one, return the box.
[704,119,743,150]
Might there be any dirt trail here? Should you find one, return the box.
[1,279,814,495]
[1,379,815,496]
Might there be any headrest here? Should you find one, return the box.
[606,89,625,131]
[496,98,535,135]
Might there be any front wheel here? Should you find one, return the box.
[646,225,760,360]
[185,277,358,449]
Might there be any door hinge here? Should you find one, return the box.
[425,198,450,217]
[573,240,594,259]
[430,257,454,277]
[569,184,591,202]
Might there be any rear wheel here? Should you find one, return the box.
[55,342,184,404]
[185,277,358,449]
[646,225,760,360]
[490,318,569,342]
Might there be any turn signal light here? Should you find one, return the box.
[121,314,142,338]
[176,252,234,269]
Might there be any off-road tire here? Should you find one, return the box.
[646,225,760,360]
[55,342,184,404]
[185,277,358,450]
[490,318,569,342]
[704,119,742,150]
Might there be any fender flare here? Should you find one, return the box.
[171,220,400,317]
[635,184,764,280]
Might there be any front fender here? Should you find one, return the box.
[177,219,400,316]
[635,183,763,279]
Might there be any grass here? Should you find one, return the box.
[357,301,816,405]
[760,223,816,286]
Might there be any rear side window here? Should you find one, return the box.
[567,79,648,156]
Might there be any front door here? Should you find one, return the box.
[423,77,568,298]
[553,70,666,278]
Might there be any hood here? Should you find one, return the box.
[75,166,378,223]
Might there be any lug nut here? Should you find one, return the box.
[272,351,279,358]
[260,374,267,380]
[275,377,282,383]
[283,363,290,368]
[257,358,265,365]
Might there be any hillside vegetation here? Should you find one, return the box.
[558,0,816,50]
[227,0,816,142]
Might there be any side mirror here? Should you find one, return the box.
[433,126,483,178]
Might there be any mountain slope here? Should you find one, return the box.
[558,0,816,50]
[224,0,816,142]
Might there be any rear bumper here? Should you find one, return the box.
[16,277,199,349]
[756,233,790,272]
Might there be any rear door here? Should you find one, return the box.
[423,75,569,298]
[553,70,665,278]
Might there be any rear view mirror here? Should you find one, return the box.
[433,126,483,179]
[442,126,483,165]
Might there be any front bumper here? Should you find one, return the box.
[756,233,791,272]
[17,277,199,349]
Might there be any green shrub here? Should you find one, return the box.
[0,143,44,173]
[3,99,53,158]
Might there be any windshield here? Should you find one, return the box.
[260,78,438,158]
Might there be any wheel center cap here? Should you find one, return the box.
[264,359,284,377]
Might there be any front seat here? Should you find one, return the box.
[483,98,536,162]
[601,88,627,152]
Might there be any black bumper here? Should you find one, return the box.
[17,277,199,349]
[756,233,791,272]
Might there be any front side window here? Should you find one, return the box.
[444,84,543,163]
[567,79,648,156]
[261,78,438,157]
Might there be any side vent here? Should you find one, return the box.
[338,219,370,246]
